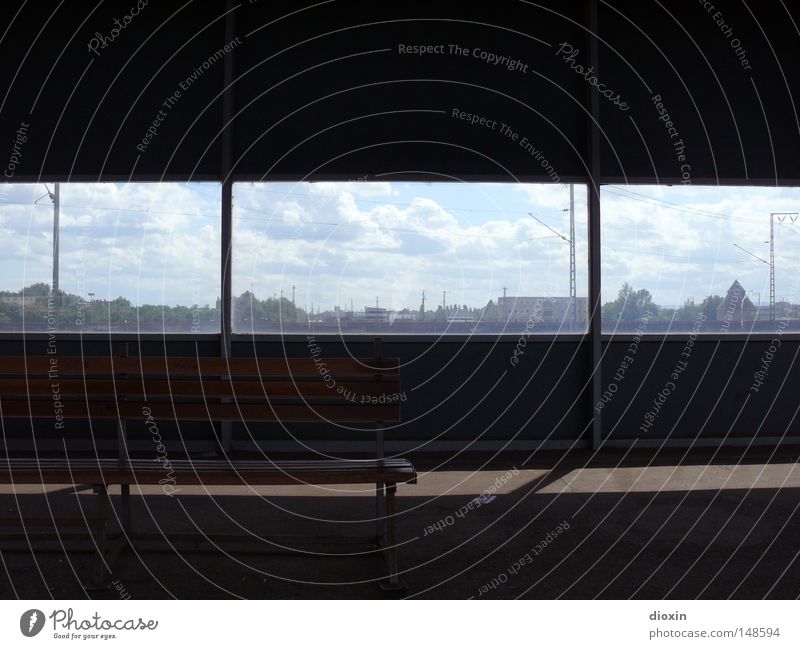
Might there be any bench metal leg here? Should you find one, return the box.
[375,423,385,545]
[375,483,385,545]
[120,483,132,535]
[380,483,405,592]
[87,484,110,590]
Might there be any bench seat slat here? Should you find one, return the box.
[0,400,400,422]
[0,458,412,466]
[0,458,417,486]
[0,378,401,399]
[0,356,400,377]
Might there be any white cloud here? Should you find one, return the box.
[601,185,800,306]
[233,182,585,311]
[0,182,221,305]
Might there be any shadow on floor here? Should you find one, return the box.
[1,447,799,599]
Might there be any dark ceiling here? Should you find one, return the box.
[0,0,796,183]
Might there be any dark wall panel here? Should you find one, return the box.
[0,1,226,179]
[3,337,799,448]
[233,339,591,445]
[0,339,591,448]
[233,0,589,179]
[602,340,800,440]
[599,0,800,182]
[2,1,799,181]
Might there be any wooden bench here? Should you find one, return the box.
[0,346,415,590]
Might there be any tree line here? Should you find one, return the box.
[0,281,732,330]
[601,282,725,323]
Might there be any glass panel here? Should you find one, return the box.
[233,181,588,334]
[601,185,800,333]
[0,182,221,333]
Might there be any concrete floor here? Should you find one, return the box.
[1,447,799,599]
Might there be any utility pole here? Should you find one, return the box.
[733,243,769,322]
[569,184,576,329]
[291,285,296,305]
[529,195,576,329]
[770,214,775,322]
[52,183,60,299]
[442,290,447,312]
[35,183,60,301]
[768,212,798,322]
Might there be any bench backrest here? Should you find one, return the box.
[0,353,401,424]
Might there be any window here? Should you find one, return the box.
[601,185,800,333]
[232,181,588,334]
[0,182,221,333]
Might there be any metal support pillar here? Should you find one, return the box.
[219,0,236,453]
[89,484,109,589]
[373,337,385,545]
[379,483,402,591]
[587,0,603,449]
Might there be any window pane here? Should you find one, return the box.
[0,182,220,333]
[232,181,588,334]
[601,185,800,333]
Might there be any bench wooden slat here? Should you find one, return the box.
[0,356,400,377]
[0,399,400,422]
[0,458,417,486]
[0,378,401,399]
[0,458,413,469]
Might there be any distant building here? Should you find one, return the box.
[716,280,758,324]
[775,301,800,319]
[364,306,389,323]
[447,309,474,323]
[318,307,343,323]
[0,294,37,307]
[494,296,588,325]
[390,312,417,323]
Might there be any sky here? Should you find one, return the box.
[233,181,587,313]
[1,180,798,313]
[601,185,800,309]
[0,182,220,307]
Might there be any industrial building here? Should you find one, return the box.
[495,296,589,325]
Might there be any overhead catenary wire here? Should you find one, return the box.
[240,185,572,217]
[235,206,566,242]
[0,199,216,220]
[5,184,798,252]
[602,186,768,223]
[0,197,565,244]
[1,183,788,225]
